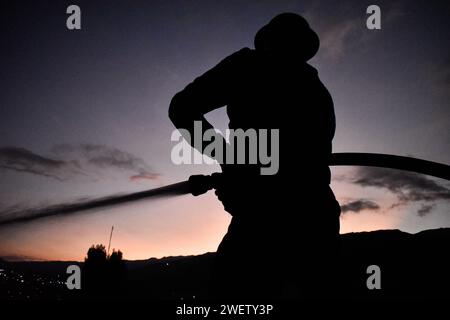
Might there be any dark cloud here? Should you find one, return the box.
[350,167,450,216]
[52,143,159,181]
[0,144,159,182]
[341,199,380,214]
[417,204,435,217]
[129,173,160,181]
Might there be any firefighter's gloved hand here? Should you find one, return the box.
[188,174,214,196]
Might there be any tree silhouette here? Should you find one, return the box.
[82,244,127,298]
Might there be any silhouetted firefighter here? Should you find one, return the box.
[169,13,341,299]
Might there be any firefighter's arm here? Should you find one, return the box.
[168,48,251,161]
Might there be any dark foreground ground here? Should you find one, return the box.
[1,228,449,301]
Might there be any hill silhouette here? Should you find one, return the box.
[1,228,449,300]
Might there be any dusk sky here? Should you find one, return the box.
[1,0,449,261]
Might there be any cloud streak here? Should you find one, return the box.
[0,144,159,182]
[52,143,159,181]
[349,167,450,216]
[0,147,82,181]
[341,199,380,214]
[417,204,435,217]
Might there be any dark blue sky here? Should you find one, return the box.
[0,0,449,260]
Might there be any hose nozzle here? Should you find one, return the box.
[188,173,222,196]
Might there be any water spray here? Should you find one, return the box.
[0,153,448,227]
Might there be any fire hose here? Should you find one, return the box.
[0,152,448,226]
